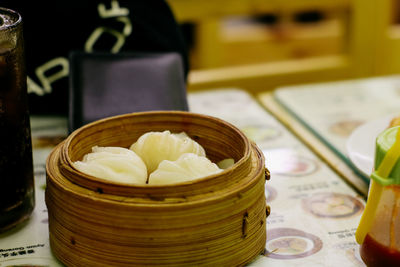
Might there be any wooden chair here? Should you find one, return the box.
[167,0,381,94]
[371,0,400,75]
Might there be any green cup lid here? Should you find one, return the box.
[371,126,400,186]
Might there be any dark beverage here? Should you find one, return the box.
[0,8,34,232]
[360,234,400,267]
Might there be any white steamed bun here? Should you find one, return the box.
[130,130,206,173]
[73,146,147,184]
[148,153,222,185]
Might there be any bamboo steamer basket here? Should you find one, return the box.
[45,111,268,266]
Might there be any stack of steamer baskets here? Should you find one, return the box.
[45,111,270,266]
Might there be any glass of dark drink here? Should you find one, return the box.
[0,7,34,232]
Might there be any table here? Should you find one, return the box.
[0,88,367,266]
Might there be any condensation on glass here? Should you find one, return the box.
[0,7,34,232]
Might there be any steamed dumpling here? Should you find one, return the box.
[217,158,235,169]
[130,131,206,173]
[148,153,222,185]
[73,146,147,184]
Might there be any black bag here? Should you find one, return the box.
[0,1,189,115]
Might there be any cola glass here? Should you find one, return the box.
[0,7,34,232]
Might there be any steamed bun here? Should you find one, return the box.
[148,153,222,185]
[130,131,206,173]
[73,146,147,184]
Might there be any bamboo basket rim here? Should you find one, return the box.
[46,141,265,208]
[57,111,253,194]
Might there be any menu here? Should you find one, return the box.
[259,75,400,196]
[0,89,365,266]
[188,89,366,266]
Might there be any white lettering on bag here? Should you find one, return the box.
[28,0,132,96]
[35,57,69,93]
[98,0,129,18]
[85,1,132,53]
[27,77,45,95]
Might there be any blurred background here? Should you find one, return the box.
[167,0,400,93]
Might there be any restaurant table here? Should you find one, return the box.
[0,82,380,266]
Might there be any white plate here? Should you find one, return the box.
[346,114,396,176]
